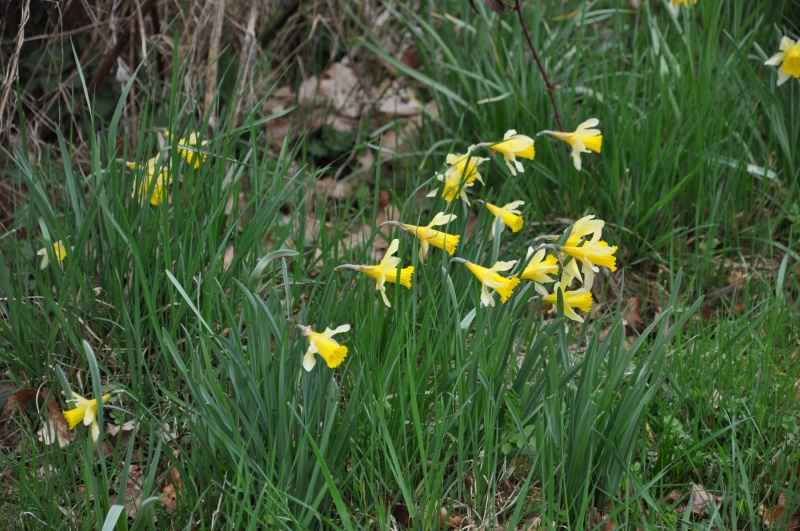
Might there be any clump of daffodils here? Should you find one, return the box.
[127,156,170,206]
[62,392,112,442]
[300,324,350,371]
[335,239,414,307]
[556,215,617,290]
[765,36,800,86]
[542,272,594,323]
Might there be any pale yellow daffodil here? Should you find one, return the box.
[62,392,112,442]
[427,150,488,205]
[127,156,171,206]
[164,131,208,168]
[300,324,350,371]
[557,215,617,289]
[765,36,800,86]
[335,239,414,307]
[542,118,602,171]
[519,247,559,296]
[669,0,697,14]
[453,258,521,307]
[485,200,525,238]
[37,240,69,269]
[489,130,535,175]
[542,278,593,323]
[383,212,460,263]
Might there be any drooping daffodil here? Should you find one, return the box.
[37,240,69,269]
[300,324,350,371]
[540,118,602,171]
[485,200,525,238]
[382,212,460,264]
[427,149,488,205]
[452,257,521,307]
[62,392,112,442]
[335,239,414,307]
[765,36,800,86]
[519,247,559,296]
[127,156,170,206]
[164,131,208,168]
[542,275,593,323]
[489,130,535,175]
[557,215,617,290]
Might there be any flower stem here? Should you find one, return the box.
[512,0,564,132]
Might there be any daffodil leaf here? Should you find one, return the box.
[249,249,299,283]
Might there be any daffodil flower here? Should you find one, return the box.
[300,324,350,371]
[489,130,535,175]
[765,36,800,86]
[37,240,69,269]
[164,131,208,168]
[383,212,460,263]
[62,392,112,442]
[427,150,488,204]
[485,200,525,238]
[335,239,414,307]
[541,118,602,171]
[557,215,617,289]
[452,258,521,307]
[542,280,593,323]
[669,0,697,14]
[127,156,170,206]
[519,247,559,296]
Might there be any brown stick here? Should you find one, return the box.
[0,0,31,136]
[512,0,564,132]
[204,0,226,123]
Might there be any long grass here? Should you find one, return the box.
[1,0,799,529]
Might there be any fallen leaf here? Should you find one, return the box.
[222,244,235,270]
[36,391,72,448]
[111,464,144,520]
[623,294,645,335]
[160,467,183,510]
[664,488,682,504]
[690,483,721,517]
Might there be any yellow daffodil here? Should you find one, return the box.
[453,258,521,307]
[300,324,350,371]
[541,118,602,171]
[669,0,697,14]
[765,36,800,86]
[542,279,593,323]
[557,215,617,289]
[489,130,535,175]
[427,150,488,205]
[335,239,414,307]
[164,131,208,168]
[519,247,559,296]
[62,392,112,442]
[383,212,460,263]
[485,200,525,238]
[37,240,69,269]
[127,156,170,206]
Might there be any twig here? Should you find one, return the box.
[511,0,564,132]
[204,0,226,124]
[0,0,31,137]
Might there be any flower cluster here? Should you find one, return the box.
[316,119,617,372]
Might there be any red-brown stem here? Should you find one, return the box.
[512,0,564,132]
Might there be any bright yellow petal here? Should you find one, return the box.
[63,405,87,430]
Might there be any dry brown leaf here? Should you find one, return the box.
[111,464,144,520]
[664,488,683,504]
[690,483,722,516]
[222,244,235,270]
[36,392,72,448]
[623,294,645,335]
[160,467,183,511]
[298,62,366,123]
